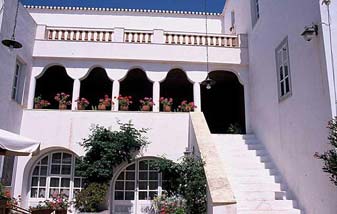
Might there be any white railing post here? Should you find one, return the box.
[153,29,164,44]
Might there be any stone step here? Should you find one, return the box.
[238,200,296,211]
[234,191,287,201]
[226,168,279,177]
[231,176,281,184]
[221,143,265,150]
[237,210,301,214]
[231,183,282,192]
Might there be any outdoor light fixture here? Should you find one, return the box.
[301,24,318,42]
[200,0,216,90]
[1,0,22,49]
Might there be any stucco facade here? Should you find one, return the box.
[0,0,337,213]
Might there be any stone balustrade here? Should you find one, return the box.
[47,27,114,42]
[45,27,241,48]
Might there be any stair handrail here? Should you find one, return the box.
[189,112,236,207]
[9,205,31,214]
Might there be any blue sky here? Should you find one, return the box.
[20,0,226,13]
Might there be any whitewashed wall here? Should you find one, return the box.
[0,1,36,133]
[244,0,337,213]
[28,9,223,34]
[15,111,190,208]
[222,0,251,35]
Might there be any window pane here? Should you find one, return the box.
[33,166,40,176]
[40,166,47,175]
[51,165,61,174]
[62,153,72,164]
[281,82,285,96]
[126,164,135,170]
[40,177,46,186]
[149,172,158,180]
[139,172,148,180]
[31,188,38,198]
[115,191,124,200]
[139,181,147,190]
[125,182,135,190]
[41,156,49,165]
[60,189,69,198]
[39,188,46,198]
[149,181,158,190]
[285,78,290,93]
[284,65,289,77]
[52,153,62,164]
[61,165,71,175]
[31,177,38,186]
[117,172,124,180]
[61,178,70,187]
[115,181,124,190]
[139,161,148,170]
[279,67,284,80]
[125,192,134,200]
[49,188,59,197]
[138,192,147,200]
[74,178,81,188]
[126,172,135,180]
[50,178,60,187]
[149,191,157,200]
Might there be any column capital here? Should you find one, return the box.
[106,68,128,81]
[146,72,167,82]
[66,68,89,80]
[186,71,208,83]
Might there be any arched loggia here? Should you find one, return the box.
[80,67,113,110]
[119,69,153,111]
[160,69,193,111]
[201,71,246,134]
[35,66,73,109]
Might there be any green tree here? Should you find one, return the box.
[315,117,337,186]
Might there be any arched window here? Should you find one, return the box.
[30,152,84,202]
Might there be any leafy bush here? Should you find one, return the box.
[152,156,207,214]
[74,183,108,212]
[315,117,337,186]
[76,122,149,183]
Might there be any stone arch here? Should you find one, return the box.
[201,70,246,133]
[35,65,74,109]
[80,67,113,110]
[160,69,194,111]
[119,68,153,111]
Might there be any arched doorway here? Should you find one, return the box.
[80,67,113,110]
[119,69,152,111]
[35,66,74,109]
[201,71,245,134]
[160,69,193,111]
[112,159,165,214]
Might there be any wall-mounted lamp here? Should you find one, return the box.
[201,75,216,90]
[301,24,318,42]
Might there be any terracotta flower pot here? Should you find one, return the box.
[77,104,85,110]
[59,104,67,110]
[120,105,129,111]
[98,104,106,110]
[34,104,42,109]
[30,208,54,214]
[141,105,151,111]
[163,105,171,112]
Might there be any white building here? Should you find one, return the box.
[0,0,336,213]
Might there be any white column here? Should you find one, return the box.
[193,82,201,112]
[27,77,36,109]
[112,80,120,111]
[244,83,252,134]
[71,79,81,110]
[153,81,160,112]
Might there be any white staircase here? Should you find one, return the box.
[212,134,302,214]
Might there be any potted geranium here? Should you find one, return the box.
[116,95,132,111]
[139,97,154,111]
[160,97,173,112]
[178,100,196,112]
[54,92,71,110]
[34,96,51,109]
[31,193,69,214]
[75,97,90,110]
[98,95,113,110]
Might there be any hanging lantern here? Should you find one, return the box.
[2,0,22,49]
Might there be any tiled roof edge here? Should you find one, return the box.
[24,5,222,16]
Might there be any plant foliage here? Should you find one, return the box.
[74,183,108,212]
[152,156,207,214]
[76,122,149,183]
[315,117,337,186]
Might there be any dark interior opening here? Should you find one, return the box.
[80,67,113,110]
[160,69,193,111]
[35,66,74,109]
[119,69,153,111]
[201,71,246,134]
